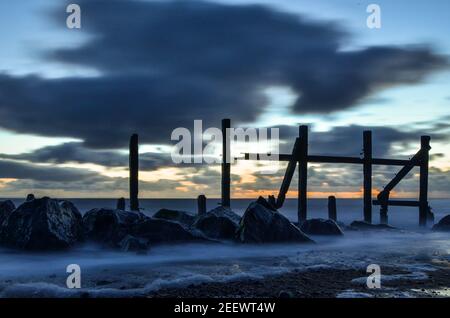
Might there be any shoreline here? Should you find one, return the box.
[148,265,450,298]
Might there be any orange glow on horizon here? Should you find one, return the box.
[231,189,414,199]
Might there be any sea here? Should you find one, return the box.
[0,198,449,298]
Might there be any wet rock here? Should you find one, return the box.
[0,200,15,227]
[349,221,397,231]
[153,208,196,227]
[432,215,450,232]
[278,290,293,298]
[131,218,205,244]
[0,197,83,250]
[192,206,241,240]
[82,208,145,247]
[300,218,344,236]
[118,235,150,253]
[237,198,313,244]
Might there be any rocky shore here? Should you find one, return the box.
[148,265,450,298]
[1,195,450,298]
[0,195,347,252]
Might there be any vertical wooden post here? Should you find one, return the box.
[363,131,373,224]
[419,136,430,227]
[221,119,231,207]
[298,125,308,224]
[379,192,389,225]
[198,194,207,215]
[116,197,125,210]
[328,196,337,222]
[129,134,139,211]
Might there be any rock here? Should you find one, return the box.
[278,290,293,298]
[237,198,313,244]
[26,194,35,201]
[256,196,277,211]
[349,221,397,231]
[82,208,145,247]
[432,215,450,232]
[300,218,344,236]
[0,200,15,227]
[0,197,83,250]
[192,206,241,240]
[116,198,126,210]
[131,218,204,244]
[153,208,196,227]
[118,235,150,253]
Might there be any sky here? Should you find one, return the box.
[0,0,449,199]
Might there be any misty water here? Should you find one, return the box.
[0,198,449,297]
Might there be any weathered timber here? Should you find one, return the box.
[363,131,372,223]
[298,126,308,223]
[419,136,431,226]
[221,119,231,207]
[373,200,420,207]
[129,134,139,211]
[328,196,337,221]
[276,138,300,209]
[242,154,418,166]
[197,194,207,215]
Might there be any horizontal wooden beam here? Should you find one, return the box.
[243,153,291,161]
[241,154,420,166]
[308,155,362,165]
[373,200,420,207]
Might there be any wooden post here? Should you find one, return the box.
[298,125,308,224]
[116,197,125,210]
[198,194,207,215]
[379,191,389,225]
[129,134,139,211]
[276,138,300,209]
[221,119,231,207]
[419,136,430,227]
[328,196,337,221]
[363,131,373,224]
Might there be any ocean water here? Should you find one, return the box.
[6,198,448,229]
[0,198,449,298]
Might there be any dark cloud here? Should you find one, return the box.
[0,159,108,182]
[0,142,174,170]
[0,0,446,149]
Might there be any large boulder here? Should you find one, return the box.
[192,206,241,240]
[350,221,397,231]
[0,197,82,250]
[432,215,450,232]
[237,198,313,244]
[131,218,205,244]
[82,208,145,247]
[118,235,150,253]
[0,200,16,227]
[153,208,196,227]
[300,219,344,236]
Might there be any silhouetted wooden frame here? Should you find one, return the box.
[234,122,431,227]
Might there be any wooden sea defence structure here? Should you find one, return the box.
[127,118,432,227]
[220,119,432,227]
